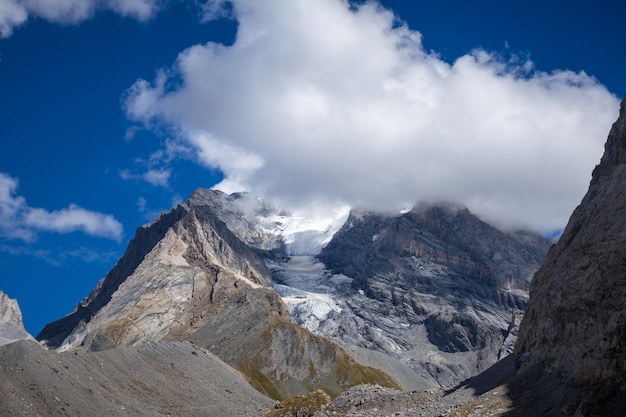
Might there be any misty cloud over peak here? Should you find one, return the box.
[124,0,619,233]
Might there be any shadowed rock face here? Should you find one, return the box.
[514,97,626,416]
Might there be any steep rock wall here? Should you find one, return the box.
[514,97,626,416]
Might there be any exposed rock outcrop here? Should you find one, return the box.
[314,204,550,386]
[0,290,33,347]
[513,97,626,416]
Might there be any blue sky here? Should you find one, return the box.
[0,0,624,335]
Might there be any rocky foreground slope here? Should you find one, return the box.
[0,339,276,417]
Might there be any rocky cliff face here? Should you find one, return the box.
[514,97,626,416]
[36,190,397,400]
[0,290,33,347]
[293,203,551,386]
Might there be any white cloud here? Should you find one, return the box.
[0,243,119,265]
[119,167,171,187]
[0,172,123,241]
[0,172,35,241]
[24,204,123,240]
[143,168,171,186]
[0,0,164,37]
[124,0,620,232]
[136,196,164,221]
[0,0,28,38]
[198,0,232,22]
[105,0,163,21]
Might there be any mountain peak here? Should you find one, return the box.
[0,291,33,347]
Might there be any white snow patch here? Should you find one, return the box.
[269,256,347,332]
[267,206,349,255]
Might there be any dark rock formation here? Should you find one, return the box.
[513,97,626,416]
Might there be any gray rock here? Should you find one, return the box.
[0,290,33,347]
[513,96,626,415]
[0,339,274,417]
[314,204,549,386]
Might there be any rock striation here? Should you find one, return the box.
[313,204,550,386]
[513,97,626,416]
[0,290,33,347]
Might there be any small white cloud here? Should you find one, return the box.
[124,0,619,232]
[124,126,140,142]
[0,172,36,241]
[0,0,165,38]
[119,167,171,187]
[0,172,123,241]
[143,168,171,186]
[22,0,96,23]
[137,196,147,212]
[198,0,232,22]
[0,0,28,38]
[105,0,163,21]
[61,246,120,263]
[24,204,123,241]
[136,196,167,221]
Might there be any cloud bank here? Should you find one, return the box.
[0,173,123,241]
[124,0,619,232]
[0,0,163,37]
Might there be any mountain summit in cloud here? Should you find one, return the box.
[124,0,619,233]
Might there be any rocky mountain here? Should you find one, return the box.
[33,184,551,398]
[512,97,626,415]
[36,191,397,400]
[4,96,623,416]
[303,203,550,386]
[19,169,549,411]
[0,290,33,347]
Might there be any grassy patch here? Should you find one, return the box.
[240,357,283,401]
[263,389,331,417]
[335,351,401,392]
